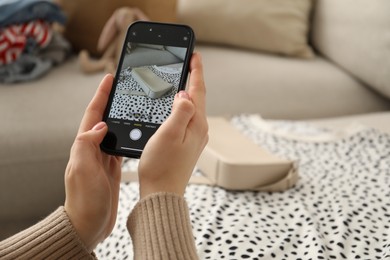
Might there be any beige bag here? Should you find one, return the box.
[132,67,173,99]
[192,117,298,192]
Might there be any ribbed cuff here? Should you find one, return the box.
[128,193,198,260]
[0,206,95,259]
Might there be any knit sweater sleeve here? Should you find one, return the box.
[127,193,199,260]
[0,206,95,259]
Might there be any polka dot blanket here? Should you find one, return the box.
[96,114,390,259]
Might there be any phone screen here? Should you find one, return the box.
[101,22,195,158]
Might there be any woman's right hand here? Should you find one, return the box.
[138,52,208,198]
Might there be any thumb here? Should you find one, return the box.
[69,122,108,167]
[154,91,195,142]
[76,122,108,147]
[163,91,195,132]
[90,122,108,144]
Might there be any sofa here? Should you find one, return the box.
[1,0,389,239]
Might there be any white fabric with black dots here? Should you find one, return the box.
[96,115,390,259]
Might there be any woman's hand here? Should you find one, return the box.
[64,74,122,252]
[138,52,208,198]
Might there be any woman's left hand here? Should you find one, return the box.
[64,74,122,252]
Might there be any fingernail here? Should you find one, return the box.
[178,91,190,100]
[92,122,106,131]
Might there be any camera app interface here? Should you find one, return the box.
[105,34,190,154]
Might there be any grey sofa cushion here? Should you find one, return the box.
[197,45,390,119]
[178,0,314,58]
[311,0,390,99]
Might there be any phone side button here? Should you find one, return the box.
[129,128,142,141]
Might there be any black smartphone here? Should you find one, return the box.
[100,21,195,158]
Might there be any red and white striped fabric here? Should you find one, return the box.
[0,20,52,65]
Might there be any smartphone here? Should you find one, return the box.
[100,21,195,158]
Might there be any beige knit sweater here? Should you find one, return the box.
[0,193,198,260]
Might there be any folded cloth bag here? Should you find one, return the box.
[193,117,298,192]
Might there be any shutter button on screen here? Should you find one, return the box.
[129,128,142,141]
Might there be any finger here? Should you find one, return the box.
[158,91,195,141]
[187,53,206,114]
[79,74,114,134]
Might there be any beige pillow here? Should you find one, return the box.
[312,0,390,99]
[178,0,314,58]
[57,0,177,56]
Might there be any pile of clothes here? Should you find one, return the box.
[0,0,71,83]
